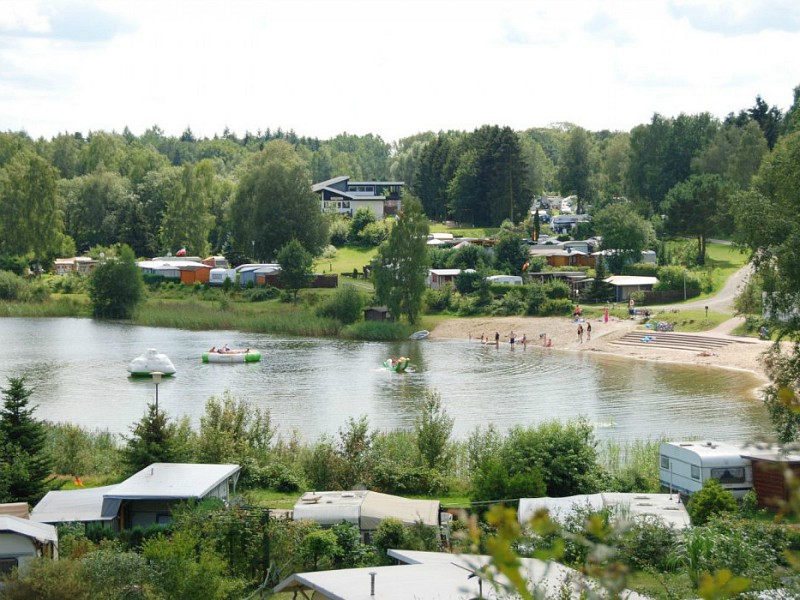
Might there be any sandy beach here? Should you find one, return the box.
[428,314,775,384]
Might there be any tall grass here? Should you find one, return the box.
[135,300,342,337]
[0,297,89,317]
[597,437,664,493]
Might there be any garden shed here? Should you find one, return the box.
[740,450,800,510]
[363,306,391,321]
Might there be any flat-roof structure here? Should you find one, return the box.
[292,490,440,531]
[274,548,651,599]
[519,493,690,530]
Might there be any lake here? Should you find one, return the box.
[0,318,771,443]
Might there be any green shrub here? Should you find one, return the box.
[423,286,455,313]
[0,269,26,300]
[316,285,365,324]
[622,262,659,277]
[687,479,737,525]
[371,518,408,564]
[244,286,280,302]
[540,298,572,316]
[524,284,547,315]
[543,279,571,299]
[371,464,446,495]
[489,289,525,315]
[454,270,483,295]
[616,515,678,571]
[249,462,302,492]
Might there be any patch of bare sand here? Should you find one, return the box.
[428,315,773,383]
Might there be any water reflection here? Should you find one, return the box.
[0,318,771,443]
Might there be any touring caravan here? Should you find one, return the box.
[486,275,523,285]
[659,441,754,499]
[208,268,237,286]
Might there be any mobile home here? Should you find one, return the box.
[659,441,753,499]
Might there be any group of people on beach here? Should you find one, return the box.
[474,331,553,349]
[577,322,592,343]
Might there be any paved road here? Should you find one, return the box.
[655,263,752,314]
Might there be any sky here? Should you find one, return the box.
[1,0,799,143]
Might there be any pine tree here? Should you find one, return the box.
[587,255,613,302]
[0,377,53,503]
[122,404,179,475]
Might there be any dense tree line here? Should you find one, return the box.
[1,83,798,274]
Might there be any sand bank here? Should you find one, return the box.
[427,315,774,383]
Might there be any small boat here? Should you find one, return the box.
[409,330,430,340]
[202,349,261,364]
[128,348,177,377]
[383,357,410,373]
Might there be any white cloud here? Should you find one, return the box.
[0,0,797,141]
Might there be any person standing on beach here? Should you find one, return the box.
[508,330,516,347]
[604,307,609,323]
[520,333,527,348]
[586,323,592,341]
[495,331,500,347]
[577,324,584,343]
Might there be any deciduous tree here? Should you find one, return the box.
[88,245,145,319]
[230,141,328,261]
[277,239,315,303]
[373,194,429,323]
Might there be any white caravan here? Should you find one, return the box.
[659,441,754,499]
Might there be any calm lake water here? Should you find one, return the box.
[0,318,771,443]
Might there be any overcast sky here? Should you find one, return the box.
[1,0,799,143]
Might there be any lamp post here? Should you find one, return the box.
[150,371,163,414]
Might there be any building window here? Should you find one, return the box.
[0,557,19,575]
[710,467,745,484]
[691,465,701,480]
[660,455,669,470]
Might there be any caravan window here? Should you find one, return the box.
[660,455,669,469]
[691,465,701,480]
[711,467,745,484]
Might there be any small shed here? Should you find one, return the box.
[428,268,463,289]
[0,515,58,576]
[364,306,391,321]
[741,450,800,510]
[604,275,659,302]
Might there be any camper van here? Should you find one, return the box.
[659,441,754,499]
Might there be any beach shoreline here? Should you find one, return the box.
[427,314,774,386]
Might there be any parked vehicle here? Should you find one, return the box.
[659,441,754,499]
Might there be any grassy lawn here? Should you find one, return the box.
[640,308,730,332]
[319,246,377,274]
[429,223,501,238]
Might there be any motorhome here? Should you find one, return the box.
[659,441,754,499]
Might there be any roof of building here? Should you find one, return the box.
[292,490,440,529]
[529,248,589,257]
[106,463,240,501]
[312,176,349,192]
[274,549,651,599]
[604,276,659,286]
[0,515,58,544]
[429,269,463,276]
[137,259,210,271]
[31,485,117,523]
[518,493,690,530]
